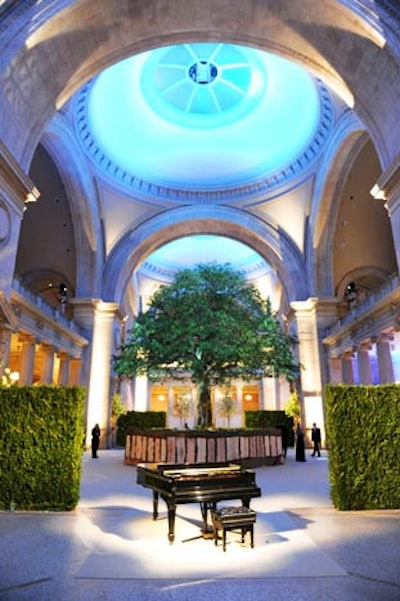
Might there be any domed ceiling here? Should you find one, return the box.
[72,42,334,292]
[75,42,334,203]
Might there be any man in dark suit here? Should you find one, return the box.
[311,422,321,457]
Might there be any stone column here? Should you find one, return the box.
[375,333,395,383]
[88,301,120,448]
[261,376,278,410]
[342,352,355,384]
[69,358,83,385]
[168,384,174,427]
[290,297,339,447]
[57,352,70,385]
[134,375,149,411]
[0,326,12,373]
[18,334,36,385]
[328,356,343,383]
[39,343,55,384]
[71,299,120,448]
[236,383,244,427]
[0,292,19,374]
[120,377,134,411]
[357,342,372,384]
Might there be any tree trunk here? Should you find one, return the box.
[197,380,212,429]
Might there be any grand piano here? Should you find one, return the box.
[136,461,261,542]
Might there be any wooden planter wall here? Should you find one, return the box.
[125,429,283,467]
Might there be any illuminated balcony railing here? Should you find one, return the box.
[12,276,83,335]
[324,273,400,339]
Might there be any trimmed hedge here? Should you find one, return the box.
[326,384,400,510]
[116,410,167,446]
[0,386,85,511]
[245,410,294,446]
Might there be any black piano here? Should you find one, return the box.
[136,461,261,542]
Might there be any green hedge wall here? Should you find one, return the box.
[326,384,400,510]
[244,410,294,446]
[116,410,167,446]
[0,386,85,511]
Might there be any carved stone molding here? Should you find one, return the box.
[0,290,18,330]
[0,141,39,210]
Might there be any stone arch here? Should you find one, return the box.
[39,113,104,297]
[102,205,308,306]
[0,0,399,170]
[311,125,397,299]
[310,114,369,296]
[336,266,390,299]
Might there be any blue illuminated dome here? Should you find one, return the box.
[76,43,333,201]
[141,43,265,128]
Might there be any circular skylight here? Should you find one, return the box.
[76,43,333,199]
[140,43,265,128]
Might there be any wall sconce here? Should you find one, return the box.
[158,394,166,401]
[244,394,253,401]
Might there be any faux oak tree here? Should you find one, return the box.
[113,264,300,428]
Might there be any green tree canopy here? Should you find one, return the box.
[113,263,300,427]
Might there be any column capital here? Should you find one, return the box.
[18,333,36,344]
[357,341,372,352]
[40,342,55,351]
[371,154,400,213]
[290,296,340,329]
[70,298,121,330]
[372,332,394,344]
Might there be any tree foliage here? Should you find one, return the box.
[113,264,300,427]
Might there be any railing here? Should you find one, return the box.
[12,276,83,335]
[324,273,400,337]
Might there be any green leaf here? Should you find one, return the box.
[113,264,300,427]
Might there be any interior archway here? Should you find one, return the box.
[102,206,309,307]
[130,234,284,316]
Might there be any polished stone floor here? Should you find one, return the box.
[1,448,399,601]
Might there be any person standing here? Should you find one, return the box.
[279,424,289,459]
[295,423,306,462]
[91,423,100,458]
[311,422,321,457]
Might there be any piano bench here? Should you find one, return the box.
[211,506,256,552]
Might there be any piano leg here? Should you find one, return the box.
[152,491,159,520]
[200,502,215,538]
[165,501,176,543]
